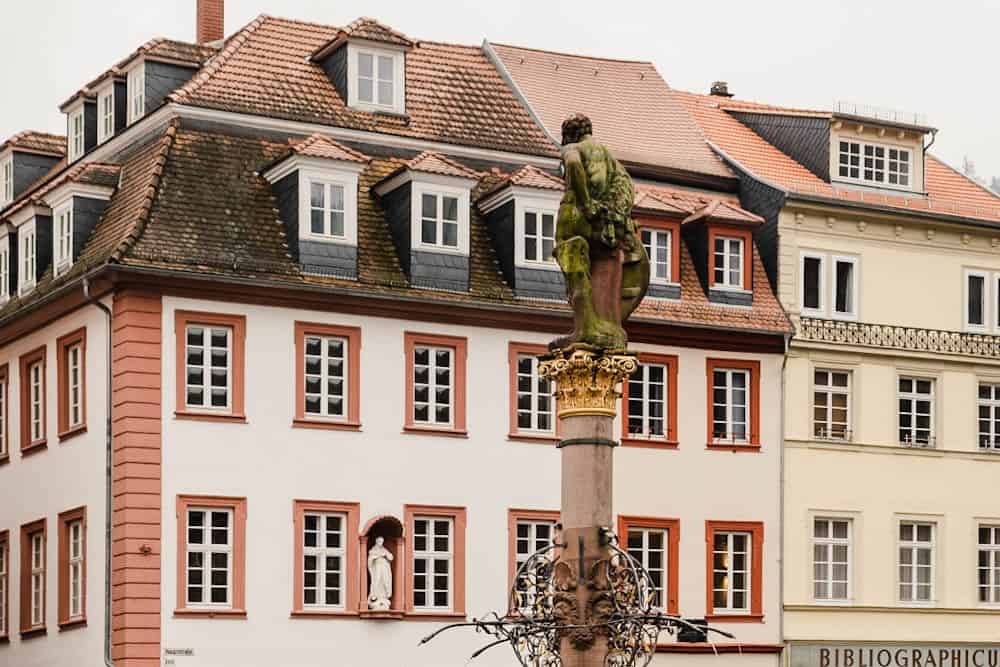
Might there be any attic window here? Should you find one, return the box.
[0,156,11,207]
[127,64,145,125]
[97,86,115,144]
[68,109,85,162]
[348,44,404,114]
[837,140,910,188]
[53,203,73,277]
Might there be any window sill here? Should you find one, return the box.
[709,285,751,294]
[402,426,468,439]
[508,432,559,444]
[292,419,361,432]
[622,437,679,449]
[290,610,360,619]
[21,440,48,457]
[404,611,467,621]
[174,411,248,424]
[706,442,761,452]
[19,626,47,639]
[705,613,764,623]
[59,424,87,443]
[358,609,406,620]
[58,618,87,631]
[173,608,247,619]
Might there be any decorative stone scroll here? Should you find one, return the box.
[538,344,638,418]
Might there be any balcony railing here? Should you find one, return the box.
[833,101,929,128]
[798,318,1000,359]
[813,427,852,443]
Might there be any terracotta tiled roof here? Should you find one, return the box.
[0,131,66,157]
[488,42,733,180]
[169,16,557,158]
[288,133,370,163]
[313,16,414,56]
[403,151,481,179]
[507,164,563,190]
[684,200,763,226]
[675,89,1000,224]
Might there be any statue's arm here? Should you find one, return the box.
[386,552,394,561]
[585,148,608,196]
[562,145,593,214]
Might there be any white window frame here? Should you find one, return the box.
[978,382,1000,452]
[978,524,1000,606]
[184,324,232,412]
[346,42,405,115]
[417,191,461,251]
[0,538,6,636]
[410,180,470,255]
[965,269,990,332]
[53,202,73,277]
[897,521,935,605]
[830,255,858,320]
[67,343,83,429]
[68,519,84,620]
[521,208,557,266]
[412,344,454,427]
[713,235,744,290]
[711,368,750,444]
[97,84,115,145]
[0,154,12,207]
[512,193,561,271]
[836,139,912,190]
[627,362,668,440]
[411,516,453,611]
[0,373,6,459]
[799,251,826,316]
[625,527,669,611]
[0,236,9,302]
[514,353,553,435]
[126,62,145,125]
[30,531,44,627]
[813,518,852,602]
[185,507,233,609]
[28,359,44,443]
[19,220,37,295]
[813,369,851,441]
[513,518,556,610]
[67,106,85,162]
[642,229,674,285]
[898,376,934,447]
[712,531,751,614]
[302,334,349,421]
[298,165,361,246]
[301,511,347,610]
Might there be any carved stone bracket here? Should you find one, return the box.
[539,345,639,418]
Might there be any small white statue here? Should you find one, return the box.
[368,536,393,610]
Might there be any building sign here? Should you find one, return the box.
[790,645,1000,667]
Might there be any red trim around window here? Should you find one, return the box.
[707,225,753,290]
[56,328,87,442]
[174,495,247,618]
[704,520,764,622]
[293,322,362,431]
[19,518,46,637]
[507,342,559,443]
[622,353,678,448]
[0,364,8,465]
[507,508,560,588]
[19,346,47,456]
[403,333,468,437]
[57,506,86,629]
[174,311,246,423]
[636,217,681,284]
[0,530,9,640]
[618,515,680,615]
[705,358,761,451]
[403,504,467,619]
[291,500,360,617]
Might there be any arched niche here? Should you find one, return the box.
[359,515,405,618]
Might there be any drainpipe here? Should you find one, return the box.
[923,129,938,192]
[779,332,790,665]
[83,278,114,667]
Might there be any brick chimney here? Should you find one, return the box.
[197,0,224,44]
[710,81,734,98]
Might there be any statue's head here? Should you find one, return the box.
[561,113,593,146]
[375,536,384,546]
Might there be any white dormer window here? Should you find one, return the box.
[641,229,673,284]
[98,86,115,144]
[0,236,9,301]
[296,165,360,246]
[347,44,405,115]
[68,108,85,162]
[411,180,470,254]
[522,209,556,264]
[127,64,145,125]
[0,155,12,207]
[19,220,36,295]
[54,203,73,277]
[713,236,744,289]
[837,140,910,188]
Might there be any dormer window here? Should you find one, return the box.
[642,229,672,283]
[127,64,145,125]
[837,140,910,188]
[0,156,11,207]
[68,109,85,162]
[348,44,404,114]
[19,221,36,295]
[713,235,744,289]
[53,203,73,277]
[97,85,115,144]
[0,236,9,302]
[523,209,556,265]
[419,192,460,250]
[309,180,348,240]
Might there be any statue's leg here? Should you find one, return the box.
[551,236,600,350]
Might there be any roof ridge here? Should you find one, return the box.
[111,122,178,263]
[488,40,654,66]
[169,14,269,104]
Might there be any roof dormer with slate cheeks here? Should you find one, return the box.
[478,165,564,300]
[0,132,65,210]
[60,93,98,163]
[262,134,369,279]
[680,200,763,307]
[310,17,414,116]
[373,152,478,292]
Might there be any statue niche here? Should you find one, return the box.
[359,516,404,618]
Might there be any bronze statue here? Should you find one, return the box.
[551,114,649,351]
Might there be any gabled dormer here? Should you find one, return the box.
[42,164,119,279]
[7,203,50,297]
[262,134,369,279]
[373,151,478,292]
[0,132,65,209]
[681,200,763,307]
[478,165,564,299]
[310,17,414,116]
[633,189,690,300]
[59,93,98,163]
[92,72,127,145]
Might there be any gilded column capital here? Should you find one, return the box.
[539,344,638,418]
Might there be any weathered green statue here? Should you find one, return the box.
[551,114,649,351]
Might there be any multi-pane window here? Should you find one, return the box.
[412,345,452,426]
[838,140,910,188]
[712,531,750,613]
[626,528,668,610]
[813,519,850,601]
[0,242,9,299]
[0,156,11,206]
[302,512,345,609]
[801,254,823,312]
[0,537,6,636]
[641,229,671,283]
[713,236,744,289]
[186,508,232,607]
[832,257,856,317]
[979,383,1000,451]
[898,377,933,447]
[978,525,1000,604]
[67,344,83,429]
[898,521,934,603]
[127,65,145,124]
[309,181,346,239]
[627,362,666,439]
[513,518,555,610]
[968,271,988,328]
[523,210,555,264]
[813,370,850,440]
[711,368,749,443]
[68,110,84,161]
[21,226,36,293]
[515,354,552,434]
[185,324,231,410]
[412,516,452,611]
[303,335,347,419]
[55,205,73,274]
[838,141,860,179]
[30,531,44,627]
[420,193,459,249]
[68,520,83,619]
[888,148,910,186]
[357,51,395,108]
[863,144,885,182]
[28,359,44,443]
[98,90,114,144]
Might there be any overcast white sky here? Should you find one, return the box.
[1,0,998,182]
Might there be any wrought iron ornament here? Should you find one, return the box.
[420,531,733,666]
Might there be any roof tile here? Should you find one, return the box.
[0,131,66,157]
[289,133,370,163]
